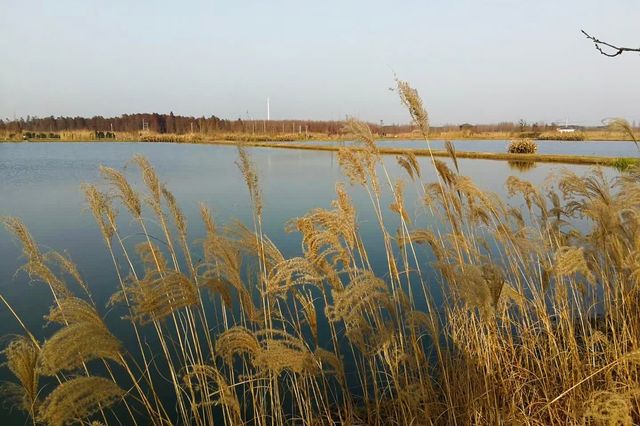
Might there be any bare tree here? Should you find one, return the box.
[581,30,640,57]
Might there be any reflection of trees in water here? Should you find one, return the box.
[508,160,537,172]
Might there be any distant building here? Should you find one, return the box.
[556,119,580,133]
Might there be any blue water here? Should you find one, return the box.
[0,142,620,423]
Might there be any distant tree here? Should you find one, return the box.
[166,112,176,133]
[518,119,528,132]
[459,123,475,133]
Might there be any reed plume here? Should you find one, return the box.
[162,184,187,238]
[132,154,162,210]
[45,251,91,298]
[296,292,319,344]
[38,322,122,375]
[38,298,122,375]
[215,327,260,366]
[82,184,117,243]
[266,257,321,297]
[605,118,638,148]
[314,348,346,385]
[99,166,142,219]
[2,217,70,298]
[183,364,241,421]
[345,117,379,154]
[554,246,595,282]
[253,334,317,375]
[0,336,40,416]
[37,377,124,426]
[396,152,421,180]
[389,179,410,223]
[326,270,388,325]
[445,140,459,173]
[235,146,263,217]
[396,79,429,136]
[119,269,199,324]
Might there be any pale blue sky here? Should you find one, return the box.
[0,0,638,125]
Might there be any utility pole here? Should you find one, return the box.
[267,97,270,121]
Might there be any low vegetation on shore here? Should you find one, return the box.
[508,138,538,154]
[2,82,640,425]
[3,128,637,143]
[2,116,637,144]
[537,131,587,141]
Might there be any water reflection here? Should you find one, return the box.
[508,160,537,172]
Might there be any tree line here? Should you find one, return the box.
[0,113,407,135]
[1,112,610,136]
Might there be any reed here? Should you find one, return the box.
[2,82,640,426]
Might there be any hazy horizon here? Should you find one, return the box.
[1,0,638,126]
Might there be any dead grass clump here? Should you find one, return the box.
[508,138,538,154]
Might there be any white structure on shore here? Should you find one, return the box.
[557,118,576,133]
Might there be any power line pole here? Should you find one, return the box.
[267,97,270,121]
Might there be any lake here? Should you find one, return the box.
[0,142,620,423]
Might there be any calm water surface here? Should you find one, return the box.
[0,142,620,423]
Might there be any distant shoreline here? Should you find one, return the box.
[2,127,639,144]
[207,140,634,167]
[2,138,637,169]
[3,134,639,143]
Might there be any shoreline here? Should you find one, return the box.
[2,128,639,145]
[209,140,628,166]
[2,138,636,167]
[3,136,639,143]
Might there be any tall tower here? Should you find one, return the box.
[267,97,270,121]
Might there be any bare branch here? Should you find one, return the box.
[581,29,640,57]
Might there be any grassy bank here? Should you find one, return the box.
[209,139,632,167]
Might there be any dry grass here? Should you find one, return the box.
[508,138,538,153]
[2,82,640,426]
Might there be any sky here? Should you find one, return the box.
[0,0,638,125]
